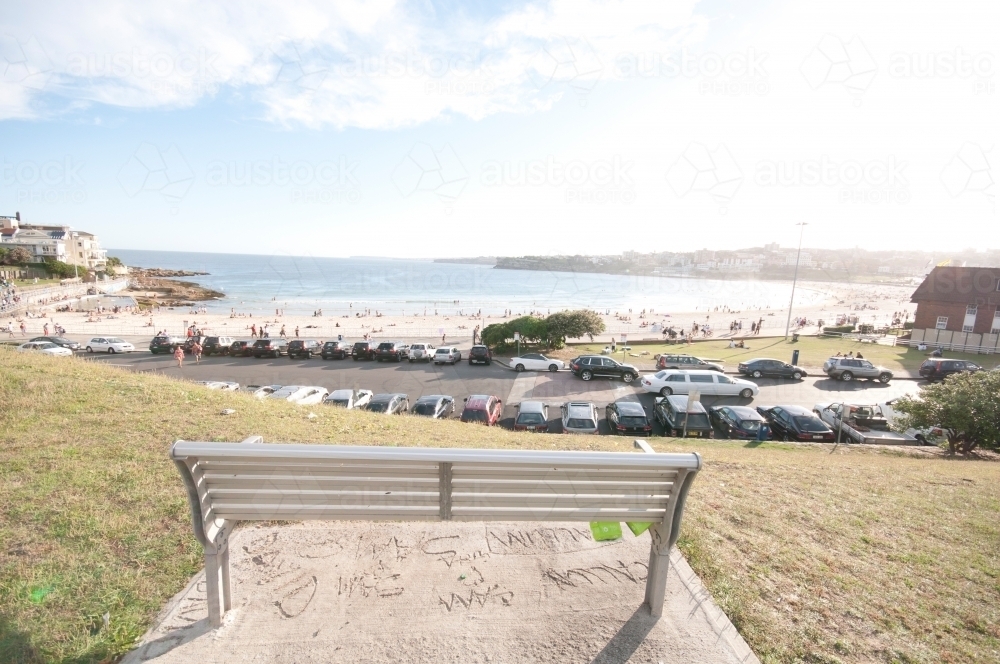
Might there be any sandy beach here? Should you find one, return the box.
[8,281,917,344]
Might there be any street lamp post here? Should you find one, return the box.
[784,222,808,340]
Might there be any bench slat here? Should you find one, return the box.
[208,492,440,507]
[203,477,441,490]
[452,481,673,495]
[452,469,673,482]
[198,465,440,479]
[451,508,666,521]
[451,495,666,509]
[211,505,441,520]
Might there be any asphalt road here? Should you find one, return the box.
[83,350,922,437]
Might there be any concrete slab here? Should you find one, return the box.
[124,522,758,664]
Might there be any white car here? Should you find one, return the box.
[408,343,436,362]
[195,381,241,391]
[434,347,462,364]
[561,401,600,435]
[510,353,565,373]
[86,337,135,354]
[244,384,282,399]
[640,370,758,399]
[879,399,945,446]
[324,388,374,409]
[268,385,330,405]
[17,341,73,357]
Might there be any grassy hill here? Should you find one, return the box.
[1,348,998,663]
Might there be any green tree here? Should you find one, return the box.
[545,309,605,345]
[480,322,512,348]
[890,371,1000,454]
[507,316,548,343]
[5,246,32,265]
[106,256,123,268]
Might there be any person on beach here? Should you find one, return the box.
[294,326,299,337]
[173,345,184,368]
[192,340,202,364]
[19,321,26,336]
[280,325,286,338]
[43,323,49,336]
[251,324,257,338]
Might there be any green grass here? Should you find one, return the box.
[10,279,62,290]
[1,348,999,663]
[552,336,997,374]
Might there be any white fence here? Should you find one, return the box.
[900,328,1000,355]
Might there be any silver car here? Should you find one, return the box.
[823,357,893,383]
[560,401,600,435]
[433,347,462,364]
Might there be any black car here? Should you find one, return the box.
[182,335,209,354]
[411,395,455,419]
[376,341,409,362]
[364,393,409,415]
[756,405,835,442]
[321,340,351,360]
[352,341,376,360]
[737,358,807,380]
[918,358,982,381]
[229,340,253,357]
[654,395,713,438]
[605,401,652,436]
[202,336,234,356]
[708,406,770,440]
[569,355,639,383]
[287,339,323,359]
[468,345,492,365]
[29,336,80,351]
[149,335,183,354]
[252,339,288,358]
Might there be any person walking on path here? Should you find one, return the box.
[173,345,185,368]
[294,326,299,337]
[251,324,257,338]
[192,340,203,364]
[19,321,26,336]
[43,323,49,336]
[280,325,287,338]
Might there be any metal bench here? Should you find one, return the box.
[170,438,702,626]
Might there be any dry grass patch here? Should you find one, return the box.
[1,348,999,663]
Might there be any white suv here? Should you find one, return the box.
[408,343,436,362]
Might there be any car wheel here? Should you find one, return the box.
[409,358,413,363]
[782,433,790,442]
[740,388,753,398]
[752,370,763,379]
[86,346,93,353]
[840,371,853,382]
[108,347,116,354]
[792,371,802,380]
[878,373,891,383]
[515,363,525,372]
[486,360,491,365]
[581,370,593,381]
[548,364,558,372]
[622,372,635,383]
[660,387,672,397]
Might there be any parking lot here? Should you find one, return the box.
[84,349,922,436]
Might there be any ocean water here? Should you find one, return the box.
[110,249,828,317]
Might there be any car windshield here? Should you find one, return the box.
[107,338,125,343]
[412,403,438,415]
[327,399,349,406]
[461,410,488,422]
[620,416,648,427]
[686,414,711,428]
[794,417,830,432]
[567,418,596,429]
[367,402,390,412]
[739,420,761,431]
[436,348,450,354]
[516,412,545,425]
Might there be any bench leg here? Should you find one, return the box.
[221,544,232,612]
[644,522,671,618]
[205,547,228,627]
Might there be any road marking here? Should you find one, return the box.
[505,372,536,406]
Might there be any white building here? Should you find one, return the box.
[0,215,108,270]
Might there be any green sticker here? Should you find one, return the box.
[29,586,53,603]
[626,522,652,536]
[590,522,623,541]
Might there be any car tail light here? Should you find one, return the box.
[617,425,626,431]
[643,426,652,431]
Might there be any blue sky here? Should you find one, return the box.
[0,0,996,258]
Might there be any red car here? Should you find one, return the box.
[460,394,503,426]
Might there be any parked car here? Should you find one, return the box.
[823,357,893,383]
[244,384,281,398]
[468,344,493,366]
[287,339,323,359]
[656,354,723,372]
[319,340,350,360]
[180,335,209,354]
[86,337,134,353]
[737,358,806,380]
[365,393,409,415]
[654,395,714,438]
[460,394,503,425]
[149,335,184,354]
[267,385,329,405]
[195,381,240,391]
[514,401,550,432]
[605,401,652,436]
[411,395,455,419]
[918,358,982,382]
[17,341,73,357]
[229,340,253,357]
[708,406,769,440]
[408,343,436,362]
[202,336,234,356]
[352,341,377,360]
[376,341,409,362]
[560,401,600,435]
[569,356,639,383]
[641,370,758,398]
[252,339,288,358]
[756,405,835,442]
[29,336,80,350]
[878,399,945,446]
[324,388,373,409]
[510,352,563,372]
[434,347,462,365]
